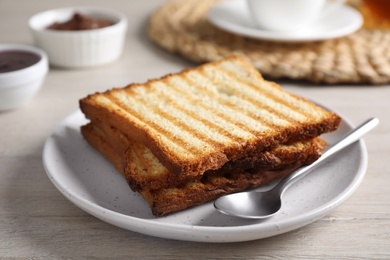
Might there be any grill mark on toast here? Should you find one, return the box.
[165,74,289,156]
[164,76,281,156]
[194,68,294,129]
[137,82,229,151]
[158,78,258,142]
[185,71,275,136]
[169,101,240,144]
[117,91,211,155]
[169,74,271,138]
[200,66,306,125]
[149,81,242,144]
[219,61,326,120]
[215,59,341,135]
[120,81,248,159]
[104,89,205,157]
[220,67,310,120]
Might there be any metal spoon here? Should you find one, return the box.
[214,117,379,219]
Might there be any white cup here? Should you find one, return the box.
[247,0,345,32]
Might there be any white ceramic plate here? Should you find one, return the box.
[207,0,363,42]
[43,109,367,243]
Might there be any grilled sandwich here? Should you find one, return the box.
[82,121,327,191]
[79,55,341,216]
[82,122,327,216]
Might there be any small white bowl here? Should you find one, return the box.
[29,7,127,68]
[0,44,48,111]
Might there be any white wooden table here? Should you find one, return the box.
[1,0,389,258]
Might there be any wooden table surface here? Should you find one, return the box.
[1,0,389,259]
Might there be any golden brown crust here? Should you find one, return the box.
[210,138,326,175]
[143,165,301,216]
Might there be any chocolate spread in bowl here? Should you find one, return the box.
[47,12,114,31]
[0,51,41,73]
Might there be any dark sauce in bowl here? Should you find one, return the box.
[0,50,41,73]
[47,12,114,31]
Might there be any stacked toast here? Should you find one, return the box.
[79,56,341,216]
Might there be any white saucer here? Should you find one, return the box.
[207,0,363,42]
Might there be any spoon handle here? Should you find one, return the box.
[274,117,379,195]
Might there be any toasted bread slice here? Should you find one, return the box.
[81,122,326,216]
[141,166,302,216]
[80,55,340,178]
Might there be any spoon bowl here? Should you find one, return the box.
[214,118,379,219]
[215,189,282,219]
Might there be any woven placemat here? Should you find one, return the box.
[148,0,390,84]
